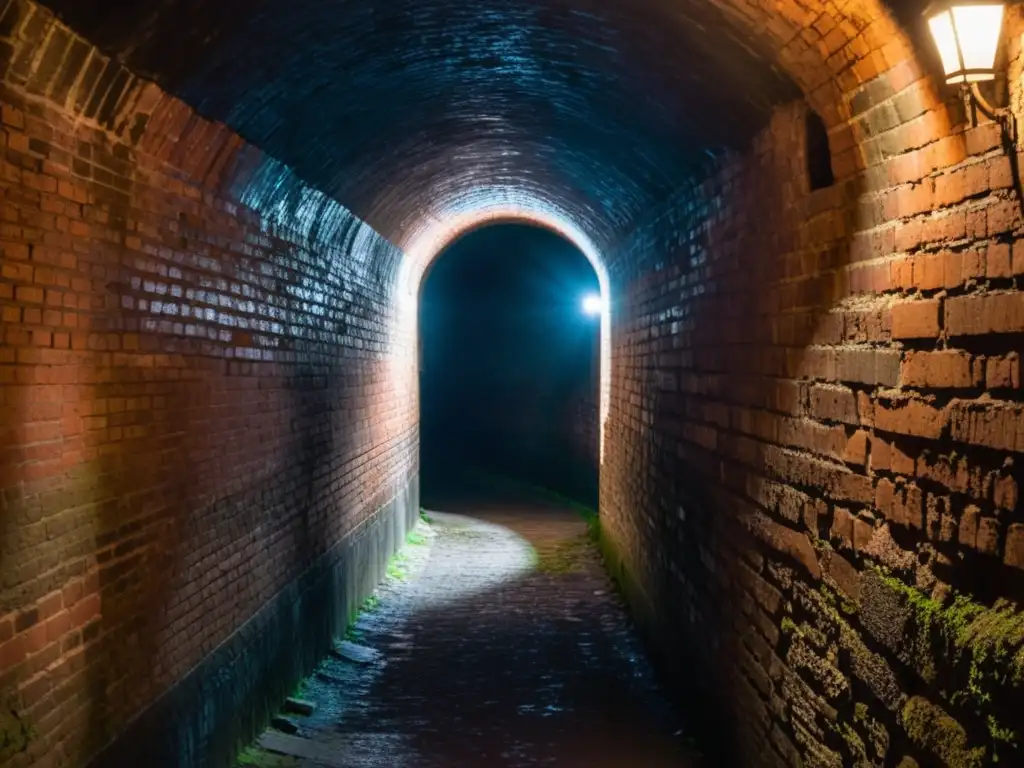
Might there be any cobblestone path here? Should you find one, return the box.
[243,493,699,768]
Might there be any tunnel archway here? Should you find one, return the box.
[34,0,950,260]
[397,204,612,467]
[416,221,603,508]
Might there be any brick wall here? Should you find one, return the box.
[0,3,418,766]
[600,43,1024,768]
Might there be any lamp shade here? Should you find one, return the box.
[925,0,1005,84]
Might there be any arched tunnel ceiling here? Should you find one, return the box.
[40,0,801,246]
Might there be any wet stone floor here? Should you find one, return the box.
[240,497,700,768]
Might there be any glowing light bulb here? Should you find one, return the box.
[582,294,604,316]
[925,0,1004,84]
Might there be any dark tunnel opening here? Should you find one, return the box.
[418,223,601,510]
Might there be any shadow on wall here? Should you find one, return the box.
[602,101,868,765]
[607,88,1024,767]
[0,96,199,765]
[688,103,873,765]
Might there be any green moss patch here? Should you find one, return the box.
[901,696,987,768]
[535,535,593,574]
[236,745,297,767]
[0,705,33,762]
[873,569,1024,761]
[386,551,410,581]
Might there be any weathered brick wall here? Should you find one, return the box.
[0,2,418,766]
[601,50,1024,768]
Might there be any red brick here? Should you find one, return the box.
[901,350,973,388]
[879,480,923,529]
[875,477,895,517]
[949,400,1023,451]
[61,579,85,609]
[890,440,915,474]
[45,612,72,644]
[894,219,923,251]
[965,122,1001,156]
[987,199,1021,236]
[852,515,874,551]
[828,552,861,600]
[67,593,100,629]
[37,591,63,621]
[1005,524,1024,570]
[945,293,1024,336]
[1011,239,1024,275]
[875,397,947,439]
[959,504,980,548]
[986,354,1020,389]
[23,621,48,654]
[961,246,986,281]
[987,242,1012,278]
[809,384,858,424]
[835,347,900,386]
[994,475,1018,512]
[844,429,868,466]
[857,391,875,427]
[0,636,26,670]
[15,285,45,304]
[869,434,890,471]
[831,506,855,548]
[891,300,940,339]
[759,520,821,580]
[977,517,1001,556]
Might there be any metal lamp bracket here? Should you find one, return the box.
[963,80,1024,217]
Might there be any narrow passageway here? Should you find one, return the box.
[243,480,697,768]
[7,2,1024,767]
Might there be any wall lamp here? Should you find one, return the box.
[925,0,1024,212]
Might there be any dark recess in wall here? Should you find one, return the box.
[806,108,835,190]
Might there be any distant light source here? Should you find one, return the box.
[925,0,1005,84]
[581,294,603,316]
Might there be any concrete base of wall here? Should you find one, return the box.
[87,475,420,768]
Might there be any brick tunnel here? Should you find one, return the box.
[1,0,1024,765]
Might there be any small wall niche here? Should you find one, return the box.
[806,108,834,191]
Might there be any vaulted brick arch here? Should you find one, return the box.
[35,0,954,257]
[396,202,613,464]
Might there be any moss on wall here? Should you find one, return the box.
[874,569,1024,762]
